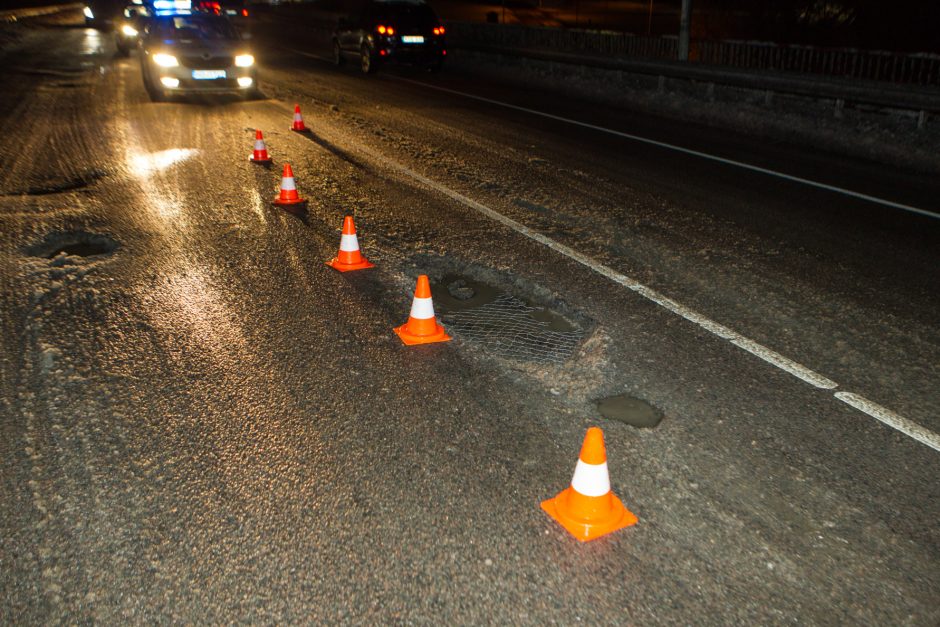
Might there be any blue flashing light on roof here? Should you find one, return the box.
[152,0,191,11]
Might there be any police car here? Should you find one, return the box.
[139,0,258,100]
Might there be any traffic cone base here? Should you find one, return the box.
[250,155,272,164]
[394,319,451,345]
[541,487,637,542]
[327,257,375,272]
[271,198,307,207]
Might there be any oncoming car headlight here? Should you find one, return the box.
[153,53,179,67]
[121,24,139,36]
[234,54,254,67]
[83,6,94,18]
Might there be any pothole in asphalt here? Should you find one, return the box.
[27,231,118,259]
[24,169,105,195]
[596,394,663,429]
[431,273,584,364]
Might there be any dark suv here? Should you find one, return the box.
[332,0,446,74]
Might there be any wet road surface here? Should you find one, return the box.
[1,9,939,624]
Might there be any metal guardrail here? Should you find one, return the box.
[446,22,940,88]
[445,24,940,121]
[694,40,940,87]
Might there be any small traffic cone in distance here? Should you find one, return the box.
[273,163,306,208]
[250,129,271,164]
[327,216,374,272]
[394,275,451,345]
[541,427,637,542]
[290,104,307,132]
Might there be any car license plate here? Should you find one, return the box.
[192,70,226,80]
[401,36,424,44]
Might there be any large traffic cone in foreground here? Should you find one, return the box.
[327,216,374,272]
[272,163,306,207]
[394,275,451,345]
[290,104,307,132]
[541,427,637,541]
[249,129,271,163]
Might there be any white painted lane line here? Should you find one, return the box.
[285,47,334,63]
[394,78,940,221]
[835,392,940,453]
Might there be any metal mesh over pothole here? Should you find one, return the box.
[436,275,584,364]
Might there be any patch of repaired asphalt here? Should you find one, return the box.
[596,393,663,428]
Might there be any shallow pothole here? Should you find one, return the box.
[432,273,584,364]
[27,231,118,259]
[24,169,105,196]
[596,394,663,429]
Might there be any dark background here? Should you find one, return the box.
[2,0,938,53]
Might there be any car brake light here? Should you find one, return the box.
[376,24,394,35]
[433,26,445,35]
[241,8,247,16]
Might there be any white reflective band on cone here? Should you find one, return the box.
[409,296,435,320]
[340,233,359,251]
[280,177,296,191]
[570,460,610,497]
[254,139,265,150]
[294,113,302,121]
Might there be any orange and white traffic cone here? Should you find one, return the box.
[541,427,637,541]
[326,216,374,272]
[249,129,271,163]
[272,163,306,207]
[290,104,307,132]
[394,275,451,345]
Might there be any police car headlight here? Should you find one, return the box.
[153,53,179,67]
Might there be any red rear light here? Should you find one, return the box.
[241,8,248,16]
[379,49,387,56]
[377,25,386,34]
[387,26,395,35]
[433,26,445,35]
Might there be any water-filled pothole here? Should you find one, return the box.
[596,394,663,428]
[27,231,118,259]
[432,274,584,364]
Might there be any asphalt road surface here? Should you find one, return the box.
[1,8,938,624]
